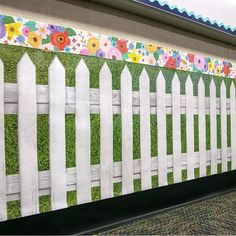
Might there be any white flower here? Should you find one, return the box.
[36,23,50,39]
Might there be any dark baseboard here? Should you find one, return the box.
[0,170,236,235]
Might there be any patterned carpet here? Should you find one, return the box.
[98,191,236,235]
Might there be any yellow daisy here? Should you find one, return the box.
[87,37,100,54]
[208,61,214,71]
[27,32,42,48]
[128,51,142,63]
[5,22,22,40]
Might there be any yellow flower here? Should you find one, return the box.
[27,32,42,48]
[208,61,214,71]
[145,44,156,53]
[128,51,142,63]
[215,66,221,76]
[5,22,22,40]
[87,37,100,53]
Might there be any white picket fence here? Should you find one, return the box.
[0,53,236,221]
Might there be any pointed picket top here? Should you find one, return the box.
[198,76,204,89]
[172,73,180,91]
[121,65,132,81]
[185,75,193,95]
[49,56,64,73]
[76,59,89,78]
[156,70,165,86]
[100,62,112,80]
[17,53,35,74]
[210,78,216,93]
[220,80,226,96]
[230,82,236,98]
[139,68,149,83]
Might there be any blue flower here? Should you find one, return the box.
[16,35,25,43]
[64,46,71,53]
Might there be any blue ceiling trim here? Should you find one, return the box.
[133,0,236,37]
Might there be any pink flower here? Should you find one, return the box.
[36,23,50,39]
[194,56,205,70]
[100,38,111,53]
[80,48,89,55]
[107,48,122,60]
[162,53,169,64]
[22,27,30,36]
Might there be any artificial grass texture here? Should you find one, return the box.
[1,44,234,219]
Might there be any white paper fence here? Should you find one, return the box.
[0,53,235,221]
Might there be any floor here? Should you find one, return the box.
[98,190,236,235]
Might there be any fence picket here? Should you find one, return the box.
[100,63,113,199]
[76,59,91,204]
[210,79,217,174]
[172,74,182,183]
[198,77,206,177]
[186,76,194,180]
[156,71,167,186]
[221,81,227,172]
[230,83,236,170]
[49,57,67,210]
[0,60,6,221]
[121,66,133,194]
[140,68,151,190]
[17,53,39,216]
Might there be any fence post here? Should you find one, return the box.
[100,63,113,199]
[198,77,206,177]
[76,59,91,204]
[0,59,6,221]
[186,75,194,180]
[17,53,39,216]
[157,70,167,186]
[121,65,133,194]
[172,73,182,183]
[49,56,67,210]
[220,81,227,172]
[210,79,217,174]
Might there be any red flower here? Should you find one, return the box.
[165,56,176,69]
[223,64,230,76]
[117,39,128,53]
[50,31,71,51]
[188,53,194,63]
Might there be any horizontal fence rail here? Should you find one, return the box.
[0,53,236,221]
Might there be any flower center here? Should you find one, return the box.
[33,37,38,42]
[198,59,201,64]
[58,36,65,43]
[10,27,15,32]
[92,43,96,48]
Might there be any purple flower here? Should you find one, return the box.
[0,24,6,39]
[96,49,105,58]
[47,24,61,33]
[162,53,169,64]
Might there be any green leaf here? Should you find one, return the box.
[154,51,159,61]
[122,53,129,60]
[42,35,51,45]
[66,28,76,37]
[24,21,37,31]
[3,16,15,24]
[136,42,143,49]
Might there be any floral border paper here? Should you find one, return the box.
[0,14,235,78]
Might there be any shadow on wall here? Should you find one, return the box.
[0,0,236,60]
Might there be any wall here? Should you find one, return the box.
[0,0,235,63]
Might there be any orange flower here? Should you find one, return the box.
[50,31,71,51]
[28,32,42,48]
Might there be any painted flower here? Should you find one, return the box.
[5,22,22,40]
[47,24,61,33]
[96,49,106,58]
[80,48,89,55]
[0,24,6,39]
[22,27,30,36]
[27,32,42,48]
[87,37,100,54]
[165,56,176,69]
[175,54,181,66]
[162,53,169,64]
[51,31,71,51]
[36,23,50,39]
[194,56,205,70]
[188,53,194,63]
[208,61,214,71]
[128,51,142,63]
[128,42,135,50]
[107,47,122,60]
[16,35,25,43]
[215,66,221,76]
[223,64,230,77]
[100,38,111,53]
[145,44,156,53]
[117,39,128,53]
[147,56,155,65]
